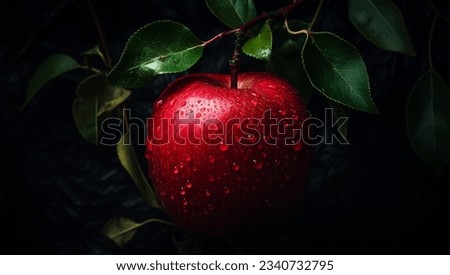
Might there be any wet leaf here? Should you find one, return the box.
[407,70,450,175]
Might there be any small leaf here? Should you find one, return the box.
[73,73,131,145]
[242,21,272,60]
[103,217,140,247]
[104,218,174,247]
[302,32,378,114]
[22,54,80,109]
[206,0,256,28]
[117,131,162,209]
[406,70,450,175]
[108,21,204,89]
[348,0,415,56]
[267,39,312,101]
[81,44,106,63]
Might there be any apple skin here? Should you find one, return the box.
[145,72,312,236]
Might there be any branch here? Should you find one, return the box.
[88,0,113,67]
[202,0,305,47]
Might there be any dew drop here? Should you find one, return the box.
[185,154,192,162]
[181,101,186,107]
[205,190,211,197]
[173,166,179,174]
[252,159,263,170]
[185,181,192,189]
[218,143,229,152]
[155,100,163,108]
[293,114,299,121]
[293,142,303,151]
[145,150,152,160]
[279,109,287,116]
[180,188,186,195]
[208,155,215,163]
[170,195,175,200]
[250,99,257,106]
[248,134,256,143]
[182,199,188,206]
[169,99,175,106]
[224,187,230,194]
[232,163,240,171]
[196,113,202,118]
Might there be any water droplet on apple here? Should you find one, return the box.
[156,100,163,108]
[185,154,191,162]
[293,142,303,151]
[205,190,211,197]
[145,150,152,160]
[208,155,215,163]
[279,109,287,116]
[185,181,192,189]
[196,113,201,118]
[218,143,229,152]
[224,187,230,194]
[173,166,179,174]
[181,101,186,107]
[250,100,257,106]
[252,159,263,170]
[180,187,186,195]
[170,195,175,200]
[251,92,257,97]
[182,199,188,206]
[232,163,240,171]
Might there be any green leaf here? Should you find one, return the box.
[242,21,272,60]
[406,70,450,175]
[103,217,140,247]
[348,0,415,56]
[73,73,131,145]
[117,131,162,209]
[22,54,81,109]
[206,0,256,28]
[267,39,312,101]
[81,44,106,63]
[302,32,378,114]
[108,21,204,89]
[103,217,174,247]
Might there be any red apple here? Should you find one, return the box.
[145,72,312,236]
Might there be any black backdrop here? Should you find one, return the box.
[1,0,449,254]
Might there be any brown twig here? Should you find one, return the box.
[88,0,113,68]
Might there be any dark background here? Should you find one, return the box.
[1,0,449,254]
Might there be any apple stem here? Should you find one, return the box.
[229,32,243,89]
